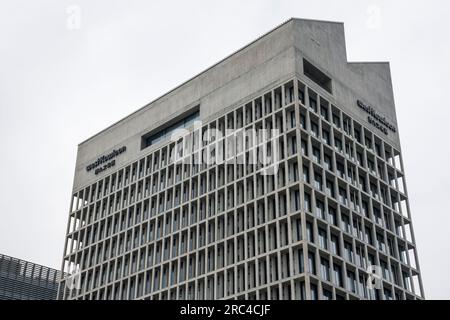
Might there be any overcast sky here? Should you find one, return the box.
[0,0,449,299]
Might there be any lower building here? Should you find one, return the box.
[0,253,63,300]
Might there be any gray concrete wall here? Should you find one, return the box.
[291,19,399,146]
[72,18,400,192]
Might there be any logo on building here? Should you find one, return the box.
[357,100,396,135]
[86,146,127,175]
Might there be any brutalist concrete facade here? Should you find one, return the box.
[59,18,424,300]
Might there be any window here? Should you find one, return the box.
[303,59,333,94]
[323,288,332,300]
[316,199,325,220]
[322,129,330,145]
[330,234,339,255]
[326,179,335,198]
[328,206,337,226]
[368,253,375,269]
[347,271,356,293]
[320,258,330,281]
[332,113,340,128]
[293,218,302,241]
[384,288,393,300]
[324,154,332,171]
[303,165,310,184]
[365,227,373,246]
[353,218,363,240]
[381,260,391,282]
[142,109,200,149]
[300,114,306,129]
[318,228,328,249]
[304,192,311,212]
[365,136,372,150]
[339,187,348,206]
[306,221,314,242]
[375,143,382,157]
[377,233,386,253]
[354,129,361,143]
[308,252,316,275]
[314,173,323,191]
[357,151,363,166]
[301,139,308,156]
[312,147,321,163]
[345,142,354,160]
[368,160,376,175]
[289,110,296,128]
[359,175,367,193]
[374,207,382,225]
[311,122,319,137]
[309,97,318,112]
[289,135,297,155]
[292,189,300,212]
[355,245,365,268]
[335,138,343,152]
[297,249,305,273]
[299,89,305,104]
[333,264,342,287]
[320,105,329,120]
[361,200,369,217]
[344,241,354,263]
[343,117,352,136]
[336,162,345,179]
[310,283,318,300]
[341,214,351,233]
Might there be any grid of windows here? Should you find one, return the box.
[61,78,423,300]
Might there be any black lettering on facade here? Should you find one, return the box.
[86,147,126,175]
[357,100,397,135]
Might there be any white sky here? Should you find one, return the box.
[0,0,449,299]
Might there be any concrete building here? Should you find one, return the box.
[0,253,63,300]
[59,18,424,300]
